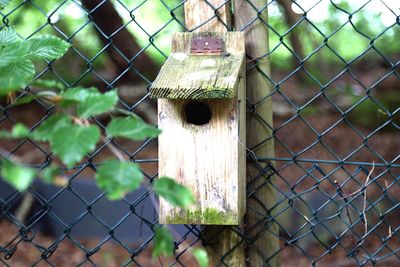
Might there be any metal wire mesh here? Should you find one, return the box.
[1,0,399,266]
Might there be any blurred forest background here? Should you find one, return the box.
[1,0,400,266]
[1,0,399,126]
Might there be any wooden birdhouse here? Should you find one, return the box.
[150,32,246,225]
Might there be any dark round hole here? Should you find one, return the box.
[184,101,212,126]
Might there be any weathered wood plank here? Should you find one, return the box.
[183,0,246,266]
[149,33,245,99]
[234,0,281,266]
[158,89,245,224]
[184,0,231,32]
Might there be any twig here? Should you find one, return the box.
[101,136,126,161]
[14,192,34,223]
[334,180,353,226]
[336,163,375,249]
[334,163,375,251]
[358,162,374,246]
[338,164,375,201]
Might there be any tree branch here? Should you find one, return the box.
[277,0,304,67]
[81,0,159,83]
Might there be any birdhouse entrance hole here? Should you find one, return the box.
[183,101,211,126]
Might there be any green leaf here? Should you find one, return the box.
[50,124,100,167]
[95,160,144,200]
[41,165,59,184]
[60,87,118,117]
[11,123,29,138]
[31,114,72,142]
[76,90,119,118]
[60,86,98,108]
[0,40,29,68]
[0,0,11,9]
[0,123,29,139]
[152,227,174,259]
[0,40,34,93]
[26,35,70,60]
[31,79,65,91]
[1,160,36,191]
[106,117,161,141]
[10,95,37,106]
[153,177,196,208]
[0,28,17,46]
[0,34,69,95]
[0,57,34,94]
[62,86,98,100]
[192,248,209,267]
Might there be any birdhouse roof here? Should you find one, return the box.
[149,32,245,99]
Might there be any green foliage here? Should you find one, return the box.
[31,114,71,142]
[50,124,100,168]
[41,165,59,184]
[0,16,207,262]
[60,87,118,118]
[0,123,29,138]
[0,28,69,94]
[31,79,65,91]
[192,248,209,267]
[1,160,36,191]
[0,27,17,46]
[152,226,174,259]
[106,117,161,141]
[153,177,196,208]
[0,0,11,9]
[75,90,118,118]
[268,0,399,72]
[0,57,35,94]
[26,35,70,60]
[11,123,29,137]
[95,160,144,200]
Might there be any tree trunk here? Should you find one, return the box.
[81,0,159,83]
[277,0,304,68]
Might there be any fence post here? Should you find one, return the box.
[233,0,281,266]
[182,0,246,266]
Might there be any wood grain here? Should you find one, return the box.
[184,0,231,32]
[158,90,245,224]
[234,0,281,266]
[150,33,245,99]
[157,32,245,225]
[157,0,247,265]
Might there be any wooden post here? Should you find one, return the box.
[182,0,246,266]
[184,0,232,32]
[234,0,280,266]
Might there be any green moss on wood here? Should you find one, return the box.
[164,208,238,225]
[150,54,244,100]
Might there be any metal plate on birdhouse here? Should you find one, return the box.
[190,37,223,54]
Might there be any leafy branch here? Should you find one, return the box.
[0,13,207,264]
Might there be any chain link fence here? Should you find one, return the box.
[1,0,399,266]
